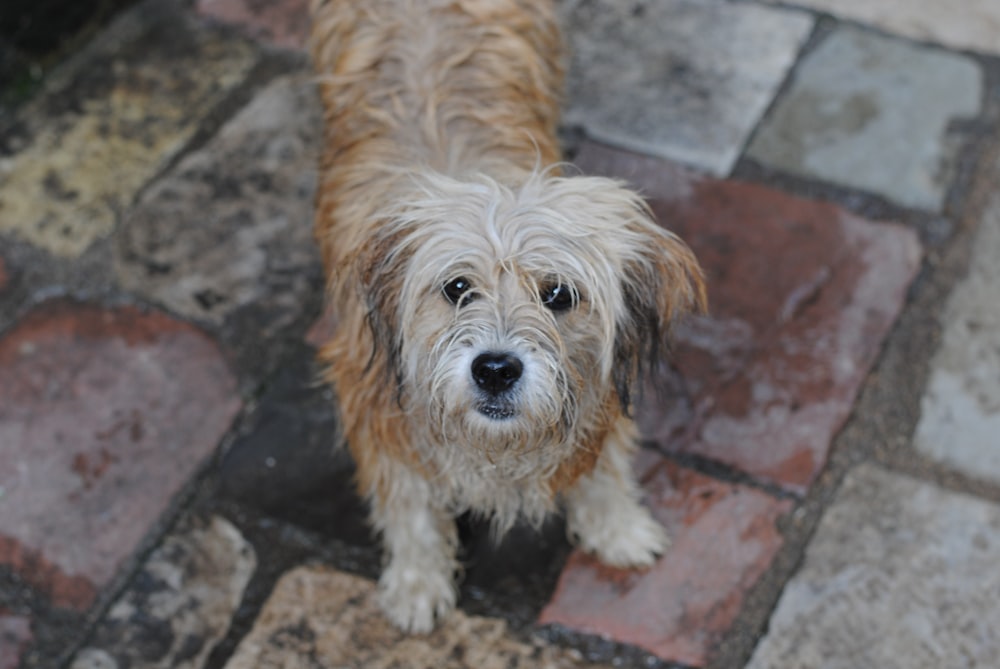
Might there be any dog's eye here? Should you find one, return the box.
[443,277,475,306]
[540,283,576,311]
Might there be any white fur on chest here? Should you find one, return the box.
[413,431,575,532]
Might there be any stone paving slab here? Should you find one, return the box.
[70,515,255,669]
[764,0,1000,56]
[216,349,368,544]
[197,0,309,50]
[746,464,1000,669]
[914,169,1000,482]
[575,141,922,493]
[224,565,607,669]
[115,74,322,331]
[540,460,791,667]
[0,2,257,258]
[747,26,982,212]
[563,0,812,176]
[0,301,241,611]
[0,613,31,669]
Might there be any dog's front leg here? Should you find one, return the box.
[369,459,459,633]
[563,418,668,568]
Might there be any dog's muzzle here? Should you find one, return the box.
[471,352,522,419]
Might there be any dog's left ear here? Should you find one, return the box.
[354,226,411,383]
[613,202,706,413]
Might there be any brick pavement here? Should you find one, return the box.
[1,0,999,667]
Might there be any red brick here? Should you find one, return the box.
[576,141,922,493]
[0,301,241,610]
[540,460,791,666]
[197,0,309,50]
[0,612,32,669]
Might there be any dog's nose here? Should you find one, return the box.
[471,353,523,395]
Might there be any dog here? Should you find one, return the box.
[309,0,705,633]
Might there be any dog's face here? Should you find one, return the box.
[358,171,704,452]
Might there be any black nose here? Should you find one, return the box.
[471,353,523,395]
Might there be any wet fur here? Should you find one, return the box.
[310,0,705,633]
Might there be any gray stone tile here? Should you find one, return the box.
[762,0,1000,56]
[914,178,1000,481]
[747,465,1000,669]
[747,26,981,211]
[563,0,813,176]
[115,75,322,329]
[71,515,256,669]
[223,566,607,669]
[0,2,257,257]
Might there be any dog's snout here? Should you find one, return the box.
[472,353,523,394]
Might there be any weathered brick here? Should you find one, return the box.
[540,461,791,666]
[577,141,922,493]
[0,301,241,609]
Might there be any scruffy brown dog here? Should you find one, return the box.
[309,0,705,633]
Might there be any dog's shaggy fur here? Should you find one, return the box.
[310,0,705,633]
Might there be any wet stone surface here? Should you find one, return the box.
[575,141,922,493]
[0,300,241,611]
[70,515,256,669]
[763,0,1000,56]
[541,461,791,667]
[746,465,1000,669]
[914,166,1000,483]
[747,26,982,211]
[563,0,812,175]
[0,1,257,257]
[223,566,609,669]
[115,74,323,335]
[217,345,367,545]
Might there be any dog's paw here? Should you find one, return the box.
[377,560,457,634]
[568,499,669,569]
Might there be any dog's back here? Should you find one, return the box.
[310,0,564,190]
